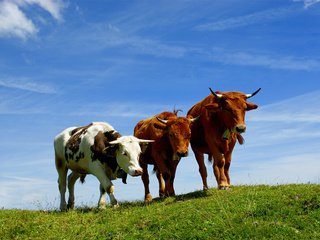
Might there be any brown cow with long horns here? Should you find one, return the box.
[187,88,261,190]
[134,111,198,202]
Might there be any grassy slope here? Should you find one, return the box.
[0,184,319,240]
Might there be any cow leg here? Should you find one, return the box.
[98,184,107,209]
[141,162,152,203]
[55,156,68,211]
[91,167,118,208]
[165,161,179,196]
[156,171,165,198]
[163,173,175,197]
[67,171,80,209]
[213,153,229,190]
[193,149,208,190]
[106,185,118,208]
[224,152,232,186]
[155,158,175,197]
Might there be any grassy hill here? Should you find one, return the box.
[0,184,319,239]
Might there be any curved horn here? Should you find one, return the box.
[109,139,120,145]
[138,139,155,143]
[246,88,261,99]
[156,117,168,124]
[190,115,200,122]
[209,87,223,98]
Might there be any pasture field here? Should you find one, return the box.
[0,184,319,239]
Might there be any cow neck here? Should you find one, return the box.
[222,128,237,140]
[161,131,174,158]
[210,113,236,141]
[104,131,122,173]
[91,130,121,173]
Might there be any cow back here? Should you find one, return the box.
[134,112,177,141]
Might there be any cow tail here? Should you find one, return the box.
[80,174,86,184]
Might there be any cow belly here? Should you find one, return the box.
[67,160,90,174]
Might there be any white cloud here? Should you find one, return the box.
[194,7,295,31]
[0,0,65,40]
[0,1,38,40]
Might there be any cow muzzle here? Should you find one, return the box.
[235,124,246,133]
[177,151,188,158]
[132,168,143,177]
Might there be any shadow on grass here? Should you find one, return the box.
[56,189,213,213]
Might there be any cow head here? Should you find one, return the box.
[157,116,199,160]
[108,136,154,176]
[205,87,260,136]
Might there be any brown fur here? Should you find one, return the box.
[134,111,195,202]
[188,90,258,190]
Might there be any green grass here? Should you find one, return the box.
[1,184,320,239]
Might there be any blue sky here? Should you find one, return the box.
[0,0,320,210]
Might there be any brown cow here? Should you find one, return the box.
[187,88,261,190]
[134,111,198,202]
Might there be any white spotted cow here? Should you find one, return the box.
[54,122,153,211]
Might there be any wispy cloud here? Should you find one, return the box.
[70,102,175,119]
[243,90,320,150]
[249,90,320,123]
[0,77,56,93]
[209,48,320,71]
[233,152,320,185]
[194,7,296,31]
[65,22,188,59]
[0,175,56,209]
[293,0,320,9]
[0,0,66,40]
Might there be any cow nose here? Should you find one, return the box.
[236,125,246,133]
[133,169,143,176]
[177,151,188,158]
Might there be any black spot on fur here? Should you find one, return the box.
[90,130,122,173]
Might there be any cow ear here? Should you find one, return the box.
[246,102,258,111]
[205,103,220,112]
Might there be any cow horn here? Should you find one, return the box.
[156,117,168,124]
[190,115,200,122]
[138,139,155,143]
[209,87,223,98]
[109,139,120,145]
[246,88,261,99]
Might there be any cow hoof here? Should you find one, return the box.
[60,207,68,212]
[111,203,119,209]
[67,203,74,210]
[203,186,209,191]
[60,203,68,212]
[98,205,107,210]
[145,193,153,203]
